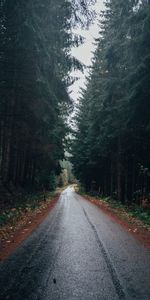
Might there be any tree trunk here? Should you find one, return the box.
[110,155,114,198]
[117,136,124,203]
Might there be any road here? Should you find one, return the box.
[0,187,150,300]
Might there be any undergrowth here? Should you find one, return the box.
[0,191,56,227]
[78,186,150,226]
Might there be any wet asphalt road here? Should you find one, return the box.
[0,187,150,300]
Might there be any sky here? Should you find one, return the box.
[70,0,105,101]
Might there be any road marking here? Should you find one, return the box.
[81,205,126,300]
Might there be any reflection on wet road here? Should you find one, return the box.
[0,187,150,299]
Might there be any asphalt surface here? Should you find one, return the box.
[0,187,150,300]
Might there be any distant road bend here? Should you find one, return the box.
[0,187,150,300]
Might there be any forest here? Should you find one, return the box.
[72,0,150,205]
[0,1,150,297]
[0,0,94,203]
[0,0,150,208]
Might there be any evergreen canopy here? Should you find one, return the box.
[72,0,150,204]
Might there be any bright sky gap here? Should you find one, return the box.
[70,0,105,101]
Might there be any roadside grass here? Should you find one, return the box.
[100,196,150,226]
[0,185,69,228]
[77,186,150,227]
[0,190,57,227]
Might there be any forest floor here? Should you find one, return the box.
[78,192,150,250]
[0,188,65,261]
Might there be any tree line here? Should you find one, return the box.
[72,0,150,205]
[0,0,95,195]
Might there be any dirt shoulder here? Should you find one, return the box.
[80,193,150,250]
[0,194,60,261]
[1,188,149,262]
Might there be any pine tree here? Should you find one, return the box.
[0,0,95,196]
[72,0,150,205]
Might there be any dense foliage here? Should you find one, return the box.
[72,0,150,205]
[0,0,95,193]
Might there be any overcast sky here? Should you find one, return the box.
[70,0,105,101]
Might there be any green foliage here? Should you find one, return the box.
[0,0,95,192]
[79,190,150,226]
[72,0,150,205]
[0,190,56,226]
[60,159,75,183]
[35,169,51,190]
[129,208,150,226]
[49,172,57,191]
